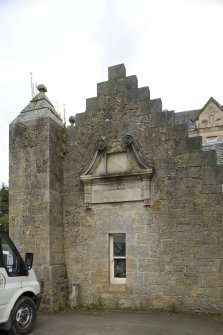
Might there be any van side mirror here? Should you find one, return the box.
[25,253,33,270]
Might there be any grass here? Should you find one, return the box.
[168,302,177,313]
[85,303,106,311]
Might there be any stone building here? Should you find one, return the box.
[176,96,223,164]
[9,64,223,313]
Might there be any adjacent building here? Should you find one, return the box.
[176,97,223,164]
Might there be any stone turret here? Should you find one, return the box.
[9,85,68,310]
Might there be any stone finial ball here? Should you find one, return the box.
[69,115,76,125]
[37,84,47,93]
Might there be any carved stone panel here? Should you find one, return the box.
[92,178,145,204]
[80,136,154,208]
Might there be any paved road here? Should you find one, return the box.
[1,311,223,335]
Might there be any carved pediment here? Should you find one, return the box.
[80,135,154,208]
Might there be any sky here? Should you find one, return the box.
[0,0,223,184]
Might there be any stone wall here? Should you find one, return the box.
[203,143,223,165]
[9,65,223,313]
[64,64,223,313]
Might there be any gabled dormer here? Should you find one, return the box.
[195,97,223,130]
[80,135,154,208]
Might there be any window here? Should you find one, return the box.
[1,234,18,274]
[208,115,215,125]
[0,232,26,276]
[206,136,218,145]
[110,234,126,284]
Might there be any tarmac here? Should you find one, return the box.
[1,310,223,335]
[27,310,223,335]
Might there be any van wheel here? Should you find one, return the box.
[8,296,36,335]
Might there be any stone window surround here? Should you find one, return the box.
[206,136,218,144]
[109,234,126,285]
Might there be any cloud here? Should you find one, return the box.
[0,0,223,183]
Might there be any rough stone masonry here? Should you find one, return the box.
[9,64,223,313]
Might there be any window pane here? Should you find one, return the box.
[207,137,217,144]
[113,236,125,256]
[1,236,18,273]
[114,259,126,278]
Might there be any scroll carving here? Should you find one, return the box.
[81,136,154,208]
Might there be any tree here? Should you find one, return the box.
[0,183,9,231]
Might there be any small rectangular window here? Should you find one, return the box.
[208,115,215,125]
[206,136,218,144]
[110,234,126,284]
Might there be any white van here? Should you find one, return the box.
[0,230,41,334]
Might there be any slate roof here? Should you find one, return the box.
[175,97,223,129]
[175,109,200,129]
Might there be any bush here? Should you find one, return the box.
[0,183,9,231]
[0,215,9,231]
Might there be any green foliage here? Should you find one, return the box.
[59,127,69,158]
[169,302,177,313]
[53,302,65,312]
[0,183,9,231]
[207,315,223,322]
[0,183,9,215]
[59,145,69,158]
[0,215,9,231]
[84,302,106,311]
